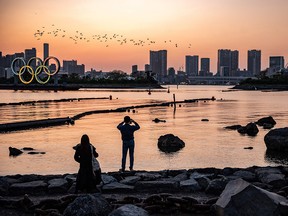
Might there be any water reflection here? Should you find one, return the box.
[265,150,288,165]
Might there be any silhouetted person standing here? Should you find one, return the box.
[74,134,99,193]
[117,116,140,172]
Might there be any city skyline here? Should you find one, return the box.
[0,0,287,73]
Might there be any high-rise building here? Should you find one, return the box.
[43,43,49,60]
[217,49,239,76]
[231,50,239,73]
[200,58,210,74]
[63,60,84,75]
[63,60,77,72]
[168,67,176,77]
[248,50,261,76]
[132,65,138,73]
[186,55,199,76]
[25,48,36,68]
[150,50,167,82]
[144,64,150,72]
[269,56,285,71]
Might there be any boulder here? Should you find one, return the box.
[172,172,188,182]
[233,170,256,181]
[224,125,242,130]
[190,171,213,179]
[214,178,288,216]
[206,178,228,195]
[255,167,285,188]
[195,176,211,190]
[179,178,201,191]
[263,123,274,129]
[120,176,141,185]
[237,122,259,136]
[101,174,117,185]
[109,204,148,216]
[48,178,69,194]
[0,177,9,195]
[264,127,288,151]
[102,182,134,193]
[135,181,178,193]
[9,180,47,195]
[257,116,276,127]
[63,194,112,216]
[64,174,77,184]
[135,172,162,181]
[157,134,185,152]
[9,147,23,156]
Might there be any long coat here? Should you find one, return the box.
[74,144,98,193]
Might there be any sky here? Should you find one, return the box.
[0,0,287,73]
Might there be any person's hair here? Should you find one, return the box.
[81,134,90,146]
[124,116,131,123]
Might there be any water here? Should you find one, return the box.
[0,85,288,175]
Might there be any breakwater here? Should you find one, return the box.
[0,97,215,132]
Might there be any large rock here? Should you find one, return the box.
[257,116,276,127]
[255,167,286,188]
[102,182,134,193]
[135,172,162,181]
[9,180,47,195]
[195,176,211,190]
[264,127,288,151]
[101,174,117,185]
[206,178,229,195]
[0,177,9,195]
[135,181,178,192]
[109,204,148,216]
[233,170,256,181]
[237,122,259,136]
[157,134,185,152]
[172,172,188,182]
[224,125,242,130]
[215,178,288,216]
[48,178,69,194]
[120,176,141,185]
[179,178,201,191]
[63,194,112,216]
[9,147,23,156]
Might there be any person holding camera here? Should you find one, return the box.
[117,116,140,172]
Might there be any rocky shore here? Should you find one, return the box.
[1,166,288,215]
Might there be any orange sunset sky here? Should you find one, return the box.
[0,0,287,73]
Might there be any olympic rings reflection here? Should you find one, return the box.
[10,56,60,84]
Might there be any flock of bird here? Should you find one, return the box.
[33,24,192,49]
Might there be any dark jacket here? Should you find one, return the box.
[117,122,140,141]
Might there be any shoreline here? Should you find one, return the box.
[232,84,288,91]
[1,165,288,215]
[0,83,164,91]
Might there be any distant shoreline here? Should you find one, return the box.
[232,84,288,91]
[0,83,164,91]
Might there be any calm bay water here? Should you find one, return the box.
[0,85,288,175]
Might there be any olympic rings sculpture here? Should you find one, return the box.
[10,56,60,84]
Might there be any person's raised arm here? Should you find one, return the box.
[131,119,140,130]
[117,121,124,130]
